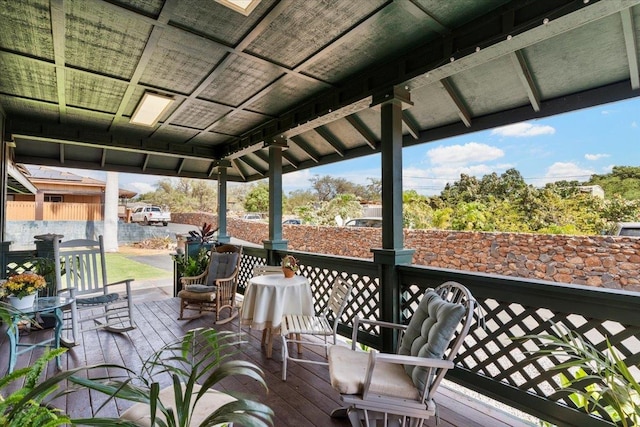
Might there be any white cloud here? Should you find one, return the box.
[426,142,504,166]
[491,122,555,137]
[533,162,595,186]
[129,181,156,194]
[584,153,610,161]
[283,170,312,192]
[632,121,638,128]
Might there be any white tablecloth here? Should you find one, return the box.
[240,273,313,332]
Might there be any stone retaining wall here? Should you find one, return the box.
[171,212,640,292]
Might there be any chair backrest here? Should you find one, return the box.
[54,236,109,296]
[252,265,282,276]
[204,244,242,287]
[325,277,354,330]
[397,281,474,403]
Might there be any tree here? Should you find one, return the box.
[310,175,360,202]
[137,178,217,213]
[244,183,270,213]
[314,194,362,226]
[587,166,640,200]
[403,190,432,229]
[285,189,318,214]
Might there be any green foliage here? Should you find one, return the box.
[173,248,209,278]
[188,223,219,244]
[244,183,270,213]
[308,175,380,202]
[0,303,71,426]
[138,178,217,213]
[587,166,640,200]
[71,328,273,427]
[518,323,640,426]
[403,190,433,229]
[314,194,363,226]
[0,348,71,427]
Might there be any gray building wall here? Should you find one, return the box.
[5,221,173,250]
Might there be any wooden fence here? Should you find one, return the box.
[6,201,103,221]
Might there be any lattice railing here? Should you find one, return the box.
[399,265,640,427]
[238,248,381,347]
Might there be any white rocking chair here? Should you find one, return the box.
[328,281,475,427]
[54,235,135,347]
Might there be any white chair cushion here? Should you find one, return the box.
[120,383,235,427]
[328,346,419,400]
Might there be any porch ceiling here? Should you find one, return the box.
[1,0,639,183]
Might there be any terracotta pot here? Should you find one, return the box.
[282,267,295,278]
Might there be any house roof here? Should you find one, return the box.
[23,165,138,198]
[2,0,639,183]
[7,162,37,194]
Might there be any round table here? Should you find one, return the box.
[240,273,312,358]
[6,296,74,373]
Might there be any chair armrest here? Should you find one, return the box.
[106,279,134,287]
[373,352,454,369]
[181,272,207,286]
[351,317,407,350]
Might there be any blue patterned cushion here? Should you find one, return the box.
[397,289,465,393]
[77,293,119,305]
[205,252,238,286]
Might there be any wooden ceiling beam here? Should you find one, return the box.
[231,159,246,180]
[345,114,377,150]
[239,156,267,177]
[315,127,344,157]
[402,111,420,140]
[440,78,471,128]
[289,136,320,163]
[50,0,67,122]
[510,51,541,112]
[620,8,639,90]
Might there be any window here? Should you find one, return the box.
[45,195,63,203]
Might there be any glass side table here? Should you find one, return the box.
[6,296,74,374]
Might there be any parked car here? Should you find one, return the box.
[131,205,170,226]
[243,213,262,221]
[344,217,382,228]
[614,222,640,237]
[283,218,302,225]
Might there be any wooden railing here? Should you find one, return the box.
[6,242,633,426]
[240,248,630,426]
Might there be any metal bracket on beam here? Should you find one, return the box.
[370,86,413,110]
[263,134,288,149]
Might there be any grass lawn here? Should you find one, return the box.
[104,253,172,283]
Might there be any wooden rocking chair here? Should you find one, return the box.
[177,244,242,324]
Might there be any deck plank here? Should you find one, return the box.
[1,297,535,426]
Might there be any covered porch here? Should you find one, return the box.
[0,294,534,427]
[2,0,640,425]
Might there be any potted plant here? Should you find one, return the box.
[0,273,47,309]
[70,328,273,426]
[518,323,640,426]
[281,255,299,278]
[0,302,274,426]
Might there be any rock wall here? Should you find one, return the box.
[173,212,640,292]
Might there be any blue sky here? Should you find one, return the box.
[64,97,639,197]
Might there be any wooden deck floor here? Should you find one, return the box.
[0,296,535,427]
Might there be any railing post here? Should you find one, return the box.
[1,241,11,279]
[372,249,414,352]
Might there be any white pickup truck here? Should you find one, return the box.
[131,205,171,226]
